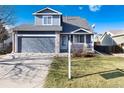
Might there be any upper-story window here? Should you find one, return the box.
[42,16,53,25]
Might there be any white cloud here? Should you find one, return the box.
[89,5,102,12]
[79,6,83,10]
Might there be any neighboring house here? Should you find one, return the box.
[100,30,124,53]
[12,7,94,53]
[100,30,124,46]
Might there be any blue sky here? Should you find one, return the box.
[13,5,124,33]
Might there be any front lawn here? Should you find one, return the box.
[44,55,124,88]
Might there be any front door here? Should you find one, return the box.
[61,35,68,50]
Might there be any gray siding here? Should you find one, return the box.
[101,34,114,46]
[35,16,42,25]
[18,37,55,53]
[35,15,61,25]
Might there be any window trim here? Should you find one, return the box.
[74,35,84,43]
[42,16,53,25]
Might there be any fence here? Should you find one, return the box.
[94,45,124,54]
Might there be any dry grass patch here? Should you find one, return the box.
[44,55,124,88]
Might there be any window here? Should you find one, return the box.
[75,35,84,43]
[42,16,52,25]
[62,36,66,46]
[80,35,84,42]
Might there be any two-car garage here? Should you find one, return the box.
[17,36,55,53]
[13,31,56,53]
[13,24,62,53]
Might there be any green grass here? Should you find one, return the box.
[44,55,124,88]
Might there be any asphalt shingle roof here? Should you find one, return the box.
[13,16,92,33]
[109,30,124,36]
[13,24,62,31]
[62,16,92,33]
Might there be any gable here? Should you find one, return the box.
[100,32,112,41]
[101,32,124,45]
[37,8,58,13]
[33,7,62,15]
[71,28,92,34]
[75,30,90,33]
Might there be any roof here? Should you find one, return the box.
[62,16,92,33]
[100,30,124,42]
[13,24,62,31]
[13,16,92,33]
[33,7,62,15]
[14,6,92,33]
[109,30,124,36]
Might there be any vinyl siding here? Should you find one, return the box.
[35,15,61,26]
[101,34,114,46]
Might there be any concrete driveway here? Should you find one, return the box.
[0,53,53,88]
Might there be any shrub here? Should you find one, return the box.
[5,42,12,53]
[71,43,95,58]
[72,44,83,57]
[0,42,12,55]
[72,49,83,57]
[83,52,95,57]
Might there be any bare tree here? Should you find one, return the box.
[0,22,8,48]
[0,6,16,25]
[0,6,15,51]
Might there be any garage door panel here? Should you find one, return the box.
[18,37,55,53]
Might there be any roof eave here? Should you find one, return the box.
[32,13,62,16]
[70,28,92,34]
[33,7,62,16]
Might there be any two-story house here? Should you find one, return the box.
[12,7,94,53]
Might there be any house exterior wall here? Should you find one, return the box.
[101,34,114,46]
[35,15,61,26]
